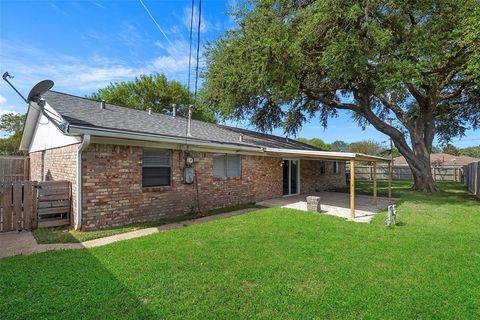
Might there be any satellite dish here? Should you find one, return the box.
[27,80,54,101]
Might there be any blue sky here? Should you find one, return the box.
[0,0,478,147]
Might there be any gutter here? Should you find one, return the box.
[66,124,265,154]
[75,134,91,230]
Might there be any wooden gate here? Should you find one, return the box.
[38,181,71,228]
[0,181,38,232]
[0,180,71,232]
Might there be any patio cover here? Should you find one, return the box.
[264,148,393,219]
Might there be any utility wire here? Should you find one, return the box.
[193,0,202,105]
[185,0,195,142]
[186,0,195,94]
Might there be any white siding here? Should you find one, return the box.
[29,102,81,152]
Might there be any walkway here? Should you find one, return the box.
[258,191,397,223]
[0,208,257,259]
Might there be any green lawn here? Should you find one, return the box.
[33,203,260,244]
[330,179,414,197]
[1,182,479,319]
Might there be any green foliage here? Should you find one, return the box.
[329,140,349,152]
[2,182,480,318]
[0,113,26,156]
[442,143,461,156]
[459,145,480,158]
[88,73,216,123]
[348,139,386,156]
[296,137,330,150]
[203,0,480,190]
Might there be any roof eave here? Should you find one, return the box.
[19,102,42,151]
[66,124,266,153]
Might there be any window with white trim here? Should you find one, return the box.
[213,154,241,178]
[333,161,341,174]
[142,149,171,187]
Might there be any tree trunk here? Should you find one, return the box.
[391,135,439,192]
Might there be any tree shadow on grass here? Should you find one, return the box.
[0,249,156,319]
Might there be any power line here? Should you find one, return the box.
[186,0,195,94]
[193,0,202,105]
[138,0,174,48]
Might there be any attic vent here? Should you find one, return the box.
[239,134,243,142]
[100,100,106,109]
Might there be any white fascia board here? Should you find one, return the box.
[265,148,356,159]
[19,102,42,151]
[20,100,71,151]
[265,148,391,162]
[66,125,265,153]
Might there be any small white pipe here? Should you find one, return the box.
[75,134,91,230]
[187,105,193,137]
[172,104,176,118]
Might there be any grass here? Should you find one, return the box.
[33,203,260,244]
[1,181,479,319]
[329,179,414,197]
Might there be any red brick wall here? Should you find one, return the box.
[80,144,284,230]
[29,144,79,224]
[28,143,348,230]
[300,159,346,193]
[29,151,43,181]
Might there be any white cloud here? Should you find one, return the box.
[0,94,6,105]
[182,5,209,34]
[0,41,196,93]
[0,106,18,116]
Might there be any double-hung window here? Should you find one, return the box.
[213,154,241,178]
[142,149,171,187]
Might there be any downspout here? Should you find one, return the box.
[75,134,91,230]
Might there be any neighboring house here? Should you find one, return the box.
[394,153,480,167]
[20,90,387,231]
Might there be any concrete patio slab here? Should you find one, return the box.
[257,192,397,223]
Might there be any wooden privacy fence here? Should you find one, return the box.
[0,156,29,183]
[0,180,71,232]
[0,181,38,232]
[347,165,464,182]
[464,161,480,199]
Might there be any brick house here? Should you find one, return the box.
[20,90,388,231]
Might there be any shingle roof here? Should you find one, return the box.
[43,91,320,151]
[394,153,479,166]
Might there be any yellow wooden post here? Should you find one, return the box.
[372,162,378,206]
[350,160,355,219]
[388,161,392,198]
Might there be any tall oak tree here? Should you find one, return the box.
[203,0,480,191]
